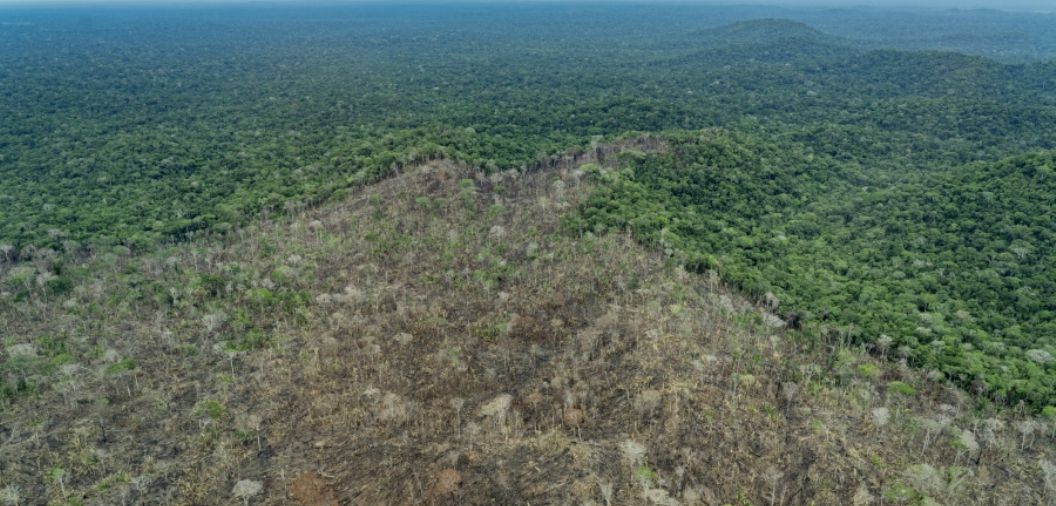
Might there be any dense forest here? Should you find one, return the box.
[577,132,1056,408]
[2,5,1055,251]
[3,3,1056,504]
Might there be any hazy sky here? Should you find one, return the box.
[0,0,1052,11]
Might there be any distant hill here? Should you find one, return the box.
[689,18,839,47]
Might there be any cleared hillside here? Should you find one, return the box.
[2,144,1054,505]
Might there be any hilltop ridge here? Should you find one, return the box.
[692,18,832,45]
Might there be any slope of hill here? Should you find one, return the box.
[793,8,1056,62]
[689,19,836,47]
[2,144,1054,505]
[578,131,1056,408]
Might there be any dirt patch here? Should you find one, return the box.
[290,472,338,506]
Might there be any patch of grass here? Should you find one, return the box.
[857,363,882,380]
[635,465,657,488]
[227,328,271,352]
[94,471,131,492]
[106,359,136,375]
[887,381,917,397]
[196,399,226,420]
[882,482,916,504]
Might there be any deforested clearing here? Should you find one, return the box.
[2,151,1053,505]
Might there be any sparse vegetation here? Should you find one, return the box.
[2,3,1055,505]
[1,152,1053,504]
